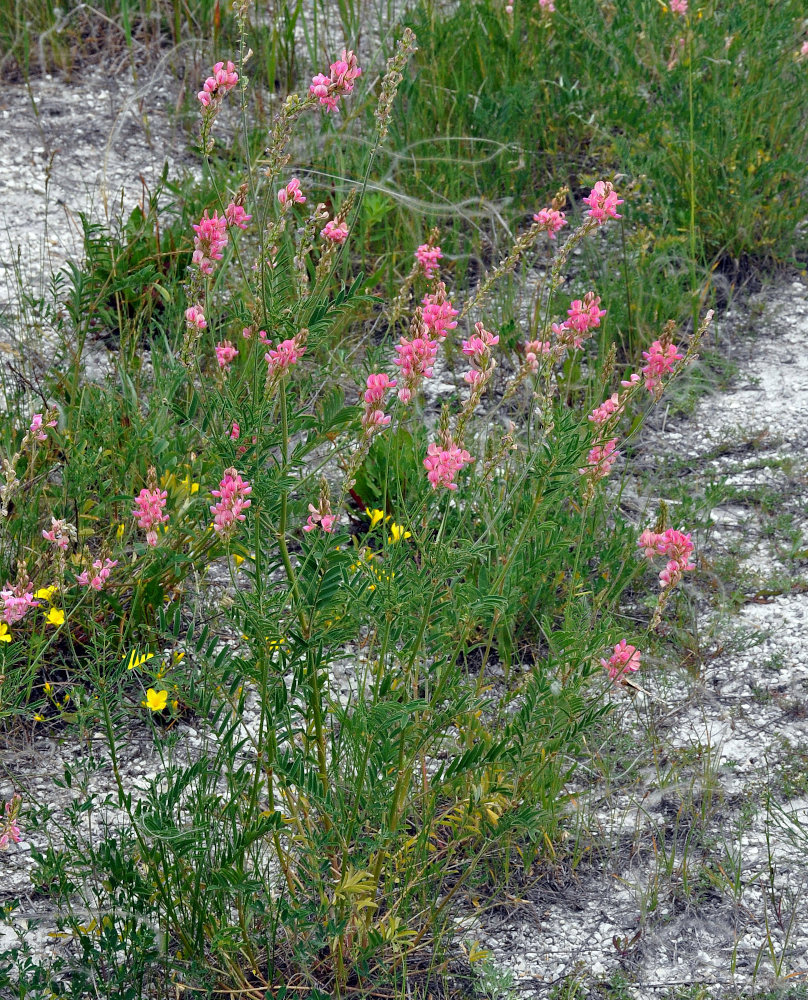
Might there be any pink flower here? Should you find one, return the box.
[185,305,207,330]
[303,493,336,533]
[424,440,473,490]
[579,438,619,480]
[225,202,251,230]
[265,338,306,376]
[641,340,683,392]
[192,210,229,275]
[310,50,362,112]
[620,372,642,389]
[278,178,306,207]
[76,558,118,591]
[29,413,56,442]
[322,219,349,243]
[42,517,74,552]
[539,0,555,9]
[533,207,566,238]
[588,392,622,425]
[230,421,240,441]
[462,322,499,386]
[583,181,623,224]
[421,283,458,340]
[133,488,169,547]
[638,527,695,589]
[600,641,641,682]
[362,373,397,432]
[198,60,239,107]
[553,292,606,349]
[415,244,442,278]
[1,581,38,626]
[800,41,808,60]
[0,795,21,851]
[215,340,239,370]
[670,0,688,14]
[210,468,252,538]
[524,339,553,372]
[394,330,438,400]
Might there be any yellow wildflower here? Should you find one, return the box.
[44,608,65,626]
[145,689,168,712]
[35,586,58,602]
[389,523,411,543]
[116,522,125,540]
[365,508,389,529]
[44,682,53,695]
[0,624,10,643]
[33,713,45,722]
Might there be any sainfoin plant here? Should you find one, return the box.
[0,7,713,995]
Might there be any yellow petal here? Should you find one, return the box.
[145,689,168,712]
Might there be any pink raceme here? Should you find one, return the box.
[579,438,619,480]
[192,210,229,275]
[310,49,362,111]
[265,338,306,377]
[415,244,443,278]
[278,178,306,207]
[424,440,473,491]
[322,219,349,243]
[133,488,169,547]
[42,517,74,552]
[641,340,683,392]
[670,0,688,13]
[198,60,239,107]
[0,795,22,851]
[524,339,553,372]
[588,392,622,425]
[638,527,695,589]
[215,340,239,370]
[77,558,118,591]
[422,283,458,340]
[533,207,566,238]
[583,181,623,224]
[185,305,207,331]
[600,641,641,682]
[1,582,38,626]
[210,469,252,538]
[225,202,251,230]
[362,373,397,432]
[29,413,56,442]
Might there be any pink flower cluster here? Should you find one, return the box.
[198,60,239,107]
[539,0,555,9]
[133,488,169,547]
[579,438,619,480]
[77,558,118,591]
[210,468,252,538]
[310,49,362,112]
[362,373,397,432]
[42,517,73,551]
[422,284,458,339]
[193,210,228,275]
[670,0,688,14]
[583,181,623,224]
[639,527,695,589]
[553,292,606,349]
[641,340,683,393]
[29,413,56,442]
[225,203,251,229]
[265,338,306,377]
[588,392,622,425]
[462,322,499,386]
[415,244,442,278]
[278,178,306,207]
[524,339,553,373]
[424,440,473,491]
[394,323,438,404]
[216,340,239,370]
[1,581,37,626]
[322,219,349,243]
[600,640,641,682]
[0,795,21,851]
[185,305,207,331]
[533,207,566,239]
[303,498,336,533]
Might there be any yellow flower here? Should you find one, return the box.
[233,554,245,569]
[180,473,199,495]
[44,608,65,626]
[0,624,11,643]
[124,649,155,671]
[35,586,58,602]
[145,689,168,712]
[116,522,125,540]
[44,682,53,695]
[389,523,411,543]
[365,508,389,529]
[33,713,45,722]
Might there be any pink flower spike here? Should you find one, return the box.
[225,202,252,230]
[215,340,239,371]
[415,244,443,279]
[133,488,169,547]
[265,338,306,377]
[641,340,683,393]
[421,283,458,340]
[278,178,306,207]
[322,219,349,244]
[1,581,38,626]
[185,305,207,331]
[29,413,55,442]
[524,339,553,372]
[579,438,620,480]
[533,207,566,238]
[210,468,252,539]
[77,558,118,591]
[198,60,239,106]
[670,0,688,14]
[192,209,229,275]
[423,440,473,490]
[0,795,22,851]
[230,421,240,441]
[583,181,623,224]
[638,527,695,590]
[600,640,641,682]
